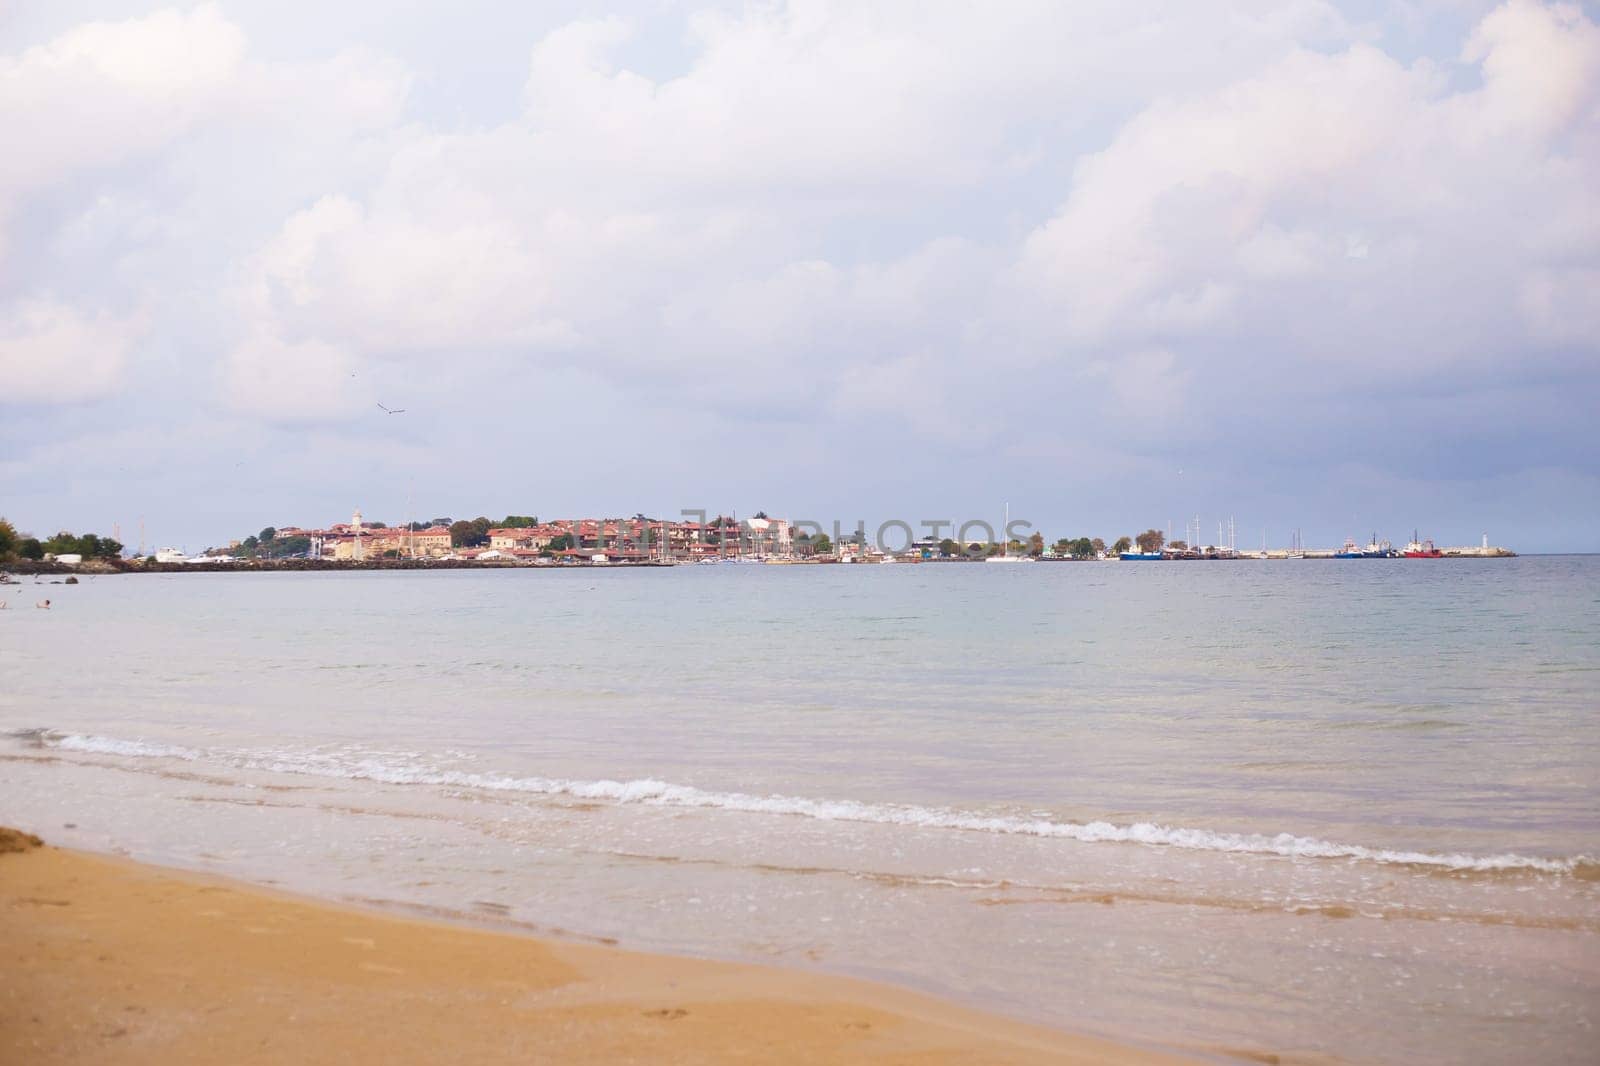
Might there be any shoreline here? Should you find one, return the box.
[4,550,1525,578]
[2,831,1196,1065]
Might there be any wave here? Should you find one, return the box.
[22,729,1594,876]
[54,733,200,760]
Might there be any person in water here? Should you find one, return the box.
[36,599,49,609]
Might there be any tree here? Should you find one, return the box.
[542,533,574,554]
[812,533,833,555]
[1091,537,1106,555]
[500,515,537,528]
[1135,529,1165,553]
[939,538,958,557]
[0,518,16,560]
[450,518,492,548]
[241,535,259,553]
[19,537,43,560]
[1170,540,1188,551]
[1028,532,1045,557]
[1070,537,1095,559]
[273,535,311,558]
[259,527,277,543]
[35,531,122,559]
[1112,536,1132,554]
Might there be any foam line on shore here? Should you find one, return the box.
[23,729,1594,876]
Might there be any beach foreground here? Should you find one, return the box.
[0,831,1184,1066]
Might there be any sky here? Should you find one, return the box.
[1,0,1597,553]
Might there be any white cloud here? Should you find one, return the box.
[0,5,412,282]
[1462,0,1600,137]
[0,6,245,215]
[1084,348,1190,424]
[197,0,1596,426]
[0,0,1596,547]
[223,329,361,421]
[1017,0,1600,383]
[0,297,140,404]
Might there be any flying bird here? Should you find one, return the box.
[377,403,406,415]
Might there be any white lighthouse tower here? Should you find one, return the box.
[352,508,365,561]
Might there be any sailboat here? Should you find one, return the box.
[985,503,1031,562]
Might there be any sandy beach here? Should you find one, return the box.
[0,829,1185,1065]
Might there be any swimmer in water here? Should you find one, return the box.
[36,599,50,609]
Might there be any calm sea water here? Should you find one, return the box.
[3,558,1597,1062]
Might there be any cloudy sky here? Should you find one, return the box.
[2,0,1596,552]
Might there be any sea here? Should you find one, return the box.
[2,557,1596,1063]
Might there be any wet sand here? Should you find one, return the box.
[0,829,1184,1065]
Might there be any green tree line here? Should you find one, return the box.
[0,518,123,562]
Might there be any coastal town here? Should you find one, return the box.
[130,510,1513,566]
[0,511,1518,571]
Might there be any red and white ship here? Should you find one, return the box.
[1402,531,1443,558]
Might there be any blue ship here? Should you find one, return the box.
[1334,536,1398,559]
[1119,551,1165,561]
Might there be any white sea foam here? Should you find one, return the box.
[34,731,1591,875]
[54,733,200,760]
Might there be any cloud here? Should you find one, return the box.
[1463,0,1600,136]
[0,297,141,404]
[223,329,361,421]
[198,0,1598,438]
[1084,348,1190,424]
[0,6,245,233]
[1016,0,1600,393]
[232,192,571,357]
[1,0,1596,547]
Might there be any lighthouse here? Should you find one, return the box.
[353,508,364,561]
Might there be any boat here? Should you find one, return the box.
[1118,551,1164,561]
[1334,535,1398,559]
[985,502,1034,562]
[1402,531,1443,558]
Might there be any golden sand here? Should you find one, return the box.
[1,831,1184,1065]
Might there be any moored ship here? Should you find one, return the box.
[1334,535,1398,559]
[1403,531,1443,558]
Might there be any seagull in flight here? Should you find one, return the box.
[377,402,406,415]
